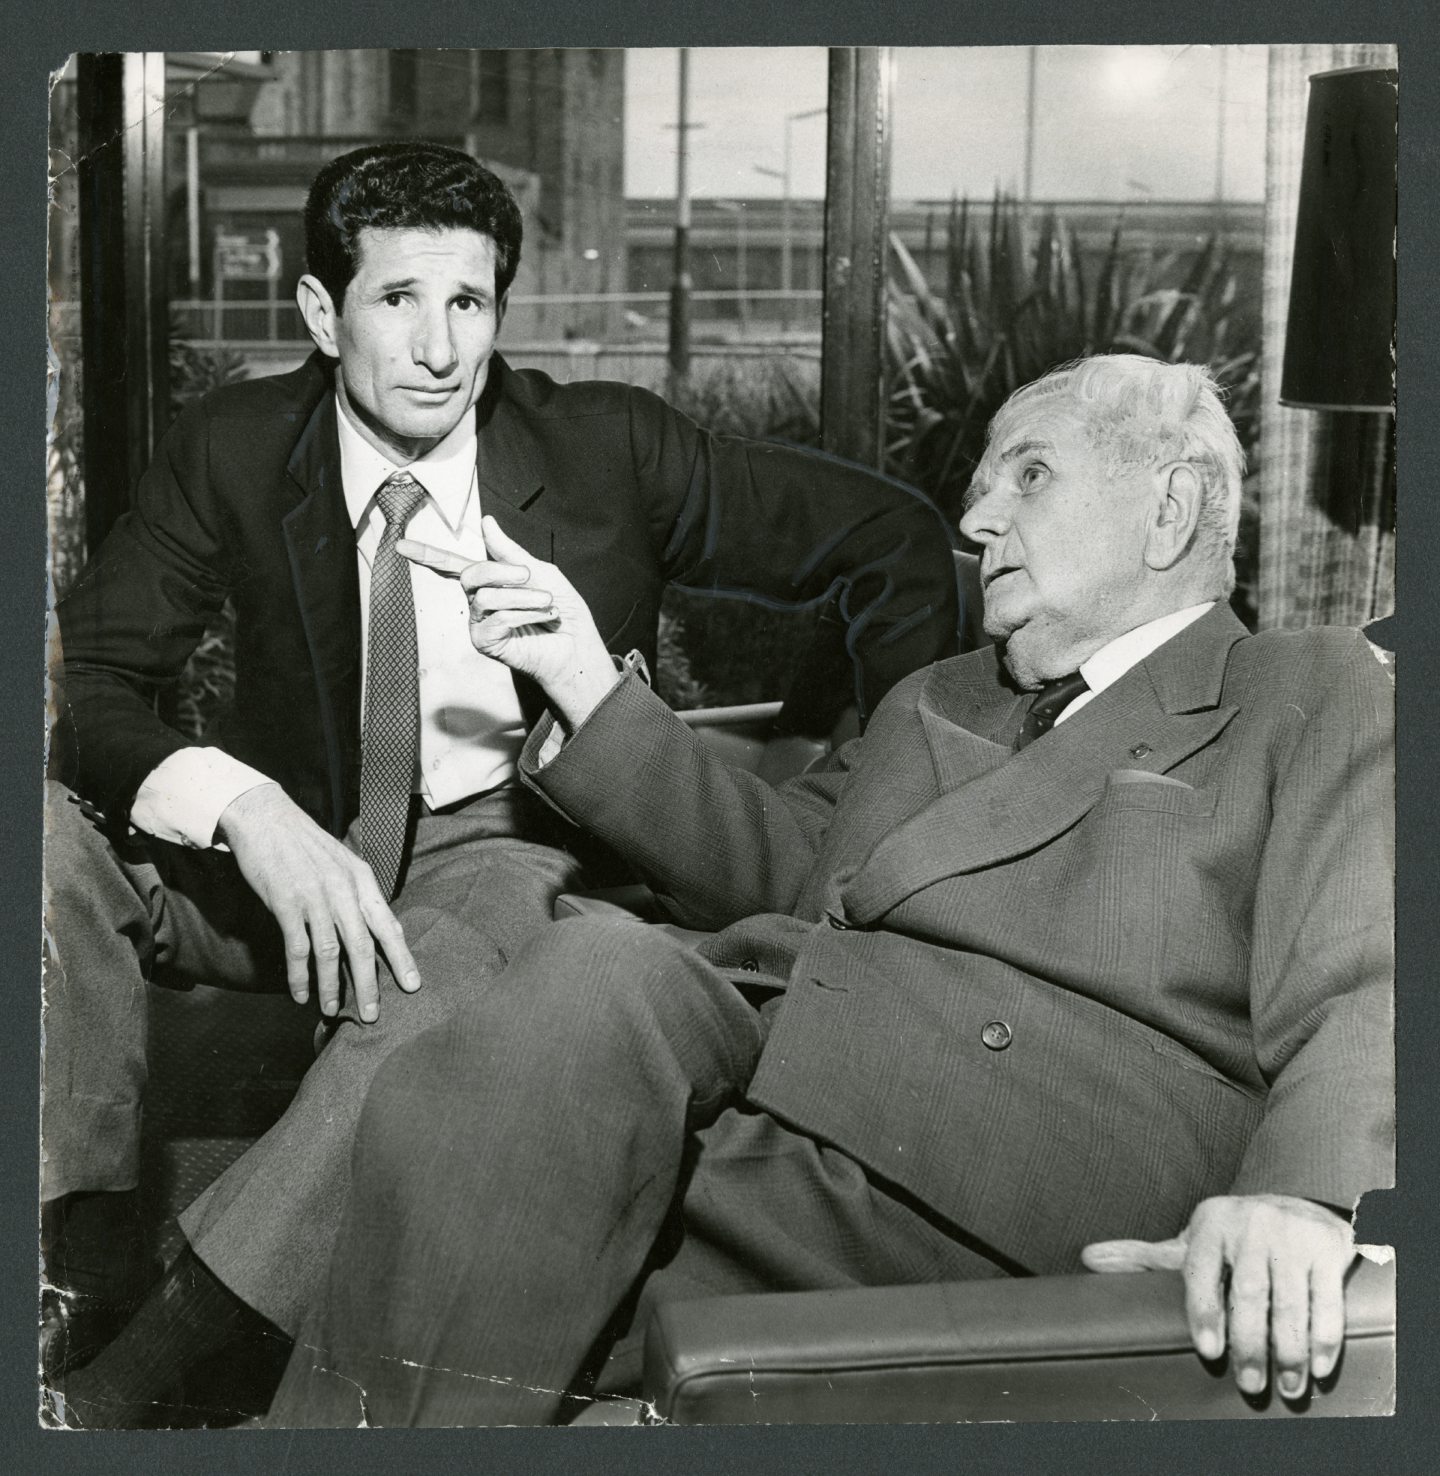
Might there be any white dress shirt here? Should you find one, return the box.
[131,396,527,849]
[1053,602,1216,727]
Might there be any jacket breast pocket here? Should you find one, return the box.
[1093,770,1218,818]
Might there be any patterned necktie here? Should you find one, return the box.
[1015,670,1090,750]
[360,472,429,898]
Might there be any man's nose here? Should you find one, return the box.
[412,310,458,375]
[958,488,1008,545]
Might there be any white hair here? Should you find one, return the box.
[988,355,1246,594]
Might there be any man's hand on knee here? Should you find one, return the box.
[217,783,421,1022]
[1081,1193,1354,1401]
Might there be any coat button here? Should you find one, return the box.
[981,1020,1013,1051]
[827,913,852,930]
[1130,743,1152,759]
[739,959,759,972]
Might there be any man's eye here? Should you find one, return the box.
[383,292,406,307]
[1021,463,1048,487]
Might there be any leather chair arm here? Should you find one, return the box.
[643,1258,1395,1424]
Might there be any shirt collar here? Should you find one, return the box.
[1078,602,1217,699]
[335,393,478,535]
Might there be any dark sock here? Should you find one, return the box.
[42,1188,154,1303]
[56,1245,274,1429]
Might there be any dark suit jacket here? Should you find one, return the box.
[524,604,1395,1275]
[58,352,960,836]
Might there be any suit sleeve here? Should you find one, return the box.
[520,671,853,931]
[625,386,962,732]
[57,400,233,824]
[1228,634,1395,1211]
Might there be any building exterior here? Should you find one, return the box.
[626,196,1265,344]
[50,48,630,360]
[48,50,1261,370]
[245,48,627,342]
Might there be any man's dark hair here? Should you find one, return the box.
[304,141,524,311]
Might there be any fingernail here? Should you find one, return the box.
[1279,1372,1305,1398]
[404,971,421,990]
[1313,1353,1336,1381]
[323,1001,337,1017]
[1195,1330,1222,1361]
[361,1006,377,1023]
[1238,1366,1265,1395]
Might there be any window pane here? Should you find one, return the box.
[622,47,830,708]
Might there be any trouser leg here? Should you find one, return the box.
[41,779,289,1386]
[42,786,157,1202]
[179,795,586,1333]
[41,780,284,1203]
[265,919,767,1428]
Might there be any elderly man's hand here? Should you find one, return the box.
[217,782,421,1023]
[399,515,620,733]
[1082,1194,1355,1401]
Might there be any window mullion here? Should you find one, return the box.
[820,46,893,472]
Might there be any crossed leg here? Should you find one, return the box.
[266,919,1008,1428]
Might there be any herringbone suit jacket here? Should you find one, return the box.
[524,603,1394,1274]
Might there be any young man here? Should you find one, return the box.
[44,140,960,1419]
[261,355,1392,1425]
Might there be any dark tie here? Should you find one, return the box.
[1016,671,1090,750]
[360,472,429,899]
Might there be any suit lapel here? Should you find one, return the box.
[281,389,360,678]
[473,354,555,560]
[279,386,361,830]
[915,645,1028,792]
[842,605,1247,925]
[472,355,636,650]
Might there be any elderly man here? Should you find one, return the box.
[266,354,1387,1426]
[43,139,961,1420]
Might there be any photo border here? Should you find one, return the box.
[6,3,1433,1471]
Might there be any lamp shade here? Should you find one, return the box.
[1279,66,1397,412]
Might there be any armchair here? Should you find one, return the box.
[561,697,1395,1425]
[641,1255,1394,1423]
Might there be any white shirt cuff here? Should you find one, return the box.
[130,748,278,850]
[535,719,567,769]
[532,650,651,771]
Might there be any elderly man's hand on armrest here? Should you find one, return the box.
[1082,1193,1355,1402]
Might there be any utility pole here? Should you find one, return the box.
[753,162,783,331]
[714,199,748,334]
[782,106,826,334]
[1215,46,1230,232]
[1022,47,1038,226]
[666,48,700,385]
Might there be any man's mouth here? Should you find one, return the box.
[982,564,1021,589]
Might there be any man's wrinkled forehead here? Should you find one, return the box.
[964,395,1083,510]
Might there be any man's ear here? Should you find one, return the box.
[296,274,341,359]
[1144,461,1204,571]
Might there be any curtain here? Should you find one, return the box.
[1257,43,1397,630]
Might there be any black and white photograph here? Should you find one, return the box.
[38,40,1398,1435]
